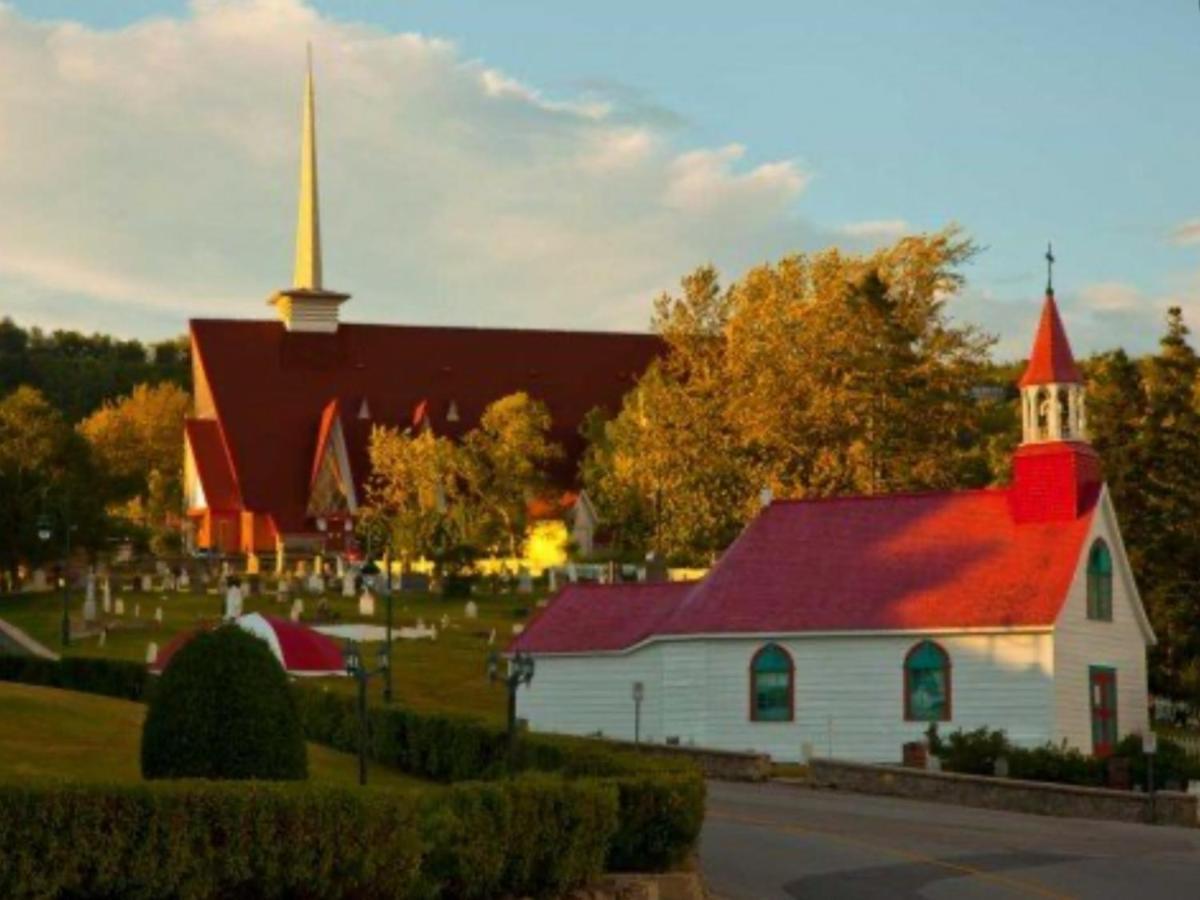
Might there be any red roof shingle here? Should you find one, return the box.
[1019,292,1082,387]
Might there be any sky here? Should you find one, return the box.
[3,0,1200,357]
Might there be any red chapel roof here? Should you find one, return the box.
[190,319,662,534]
[1019,292,1082,387]
[184,418,241,512]
[511,487,1098,654]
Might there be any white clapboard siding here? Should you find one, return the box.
[1053,488,1153,751]
[519,629,1055,763]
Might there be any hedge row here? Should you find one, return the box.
[292,686,705,872]
[0,777,616,900]
[0,654,151,701]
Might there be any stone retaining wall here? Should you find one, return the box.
[808,758,1197,827]
[597,739,770,782]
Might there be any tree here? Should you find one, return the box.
[79,381,190,553]
[462,392,562,559]
[583,228,994,563]
[0,387,105,583]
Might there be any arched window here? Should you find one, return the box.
[1087,539,1113,621]
[904,641,951,722]
[750,644,794,722]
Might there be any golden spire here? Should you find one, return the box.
[293,43,322,291]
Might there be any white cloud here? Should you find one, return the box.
[0,0,856,338]
[836,219,911,240]
[1170,219,1200,246]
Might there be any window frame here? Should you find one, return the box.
[903,640,952,723]
[1086,539,1114,622]
[748,643,795,723]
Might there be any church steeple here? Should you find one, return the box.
[270,46,349,333]
[293,44,322,291]
[1009,249,1101,523]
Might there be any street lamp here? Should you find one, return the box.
[632,681,645,745]
[36,507,71,648]
[360,556,393,703]
[344,639,390,787]
[489,650,536,755]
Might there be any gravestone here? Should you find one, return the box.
[517,569,533,595]
[335,555,346,578]
[488,628,496,646]
[134,603,141,619]
[440,613,450,630]
[358,590,376,617]
[97,630,106,649]
[567,563,578,584]
[342,569,355,598]
[290,598,304,622]
[83,571,97,623]
[154,606,163,625]
[140,574,153,592]
[178,569,190,592]
[464,600,479,620]
[547,568,558,592]
[224,583,243,620]
[512,623,525,635]
[114,598,125,616]
[307,572,324,595]
[146,642,158,665]
[29,569,48,592]
[101,578,112,614]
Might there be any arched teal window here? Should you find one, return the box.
[904,641,951,722]
[750,644,793,722]
[1087,539,1113,622]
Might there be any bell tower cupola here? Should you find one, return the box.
[1009,245,1102,523]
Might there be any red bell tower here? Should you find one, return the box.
[1009,248,1101,523]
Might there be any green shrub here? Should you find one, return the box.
[935,726,1010,776]
[1113,733,1200,790]
[1008,741,1103,787]
[0,654,150,701]
[606,774,706,872]
[141,625,307,781]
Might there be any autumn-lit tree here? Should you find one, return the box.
[79,381,190,553]
[463,392,562,558]
[583,228,994,563]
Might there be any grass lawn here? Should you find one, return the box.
[0,583,546,723]
[0,681,428,789]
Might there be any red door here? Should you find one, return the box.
[1089,667,1118,758]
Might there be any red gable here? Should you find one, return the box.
[190,319,661,534]
[513,488,1097,654]
[184,418,241,512]
[1018,292,1082,387]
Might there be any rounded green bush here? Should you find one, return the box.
[141,625,308,780]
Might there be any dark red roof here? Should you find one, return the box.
[510,582,693,654]
[1019,292,1082,387]
[513,488,1098,653]
[151,614,345,675]
[190,319,662,533]
[184,418,241,511]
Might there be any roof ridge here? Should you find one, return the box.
[191,317,658,341]
[769,486,1007,507]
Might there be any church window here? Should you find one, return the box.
[1087,539,1113,621]
[904,641,951,722]
[749,644,793,722]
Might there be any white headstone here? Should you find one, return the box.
[358,590,376,617]
[83,595,97,624]
[134,603,141,619]
[97,629,106,648]
[440,613,449,630]
[464,601,479,620]
[512,623,525,635]
[342,569,356,598]
[307,572,324,595]
[548,568,558,592]
[224,584,243,620]
[146,642,158,664]
[114,598,125,616]
[336,555,346,578]
[488,628,496,646]
[101,578,112,614]
[517,569,533,595]
[567,563,578,584]
[85,571,96,603]
[154,606,163,625]
[179,569,190,591]
[30,568,48,592]
[140,574,153,592]
[290,598,304,622]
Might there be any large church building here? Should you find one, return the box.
[512,289,1155,762]
[184,56,660,558]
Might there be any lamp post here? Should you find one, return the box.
[36,499,72,648]
[489,650,536,755]
[632,681,645,745]
[344,639,390,787]
[360,555,392,704]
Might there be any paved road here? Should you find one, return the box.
[701,781,1200,899]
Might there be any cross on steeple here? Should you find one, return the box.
[1045,242,1055,295]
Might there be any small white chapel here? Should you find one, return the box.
[511,280,1155,763]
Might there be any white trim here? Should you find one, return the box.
[1093,485,1156,646]
[516,624,1054,659]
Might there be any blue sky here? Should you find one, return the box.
[5,0,1200,356]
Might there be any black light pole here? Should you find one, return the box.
[361,556,391,704]
[37,500,71,648]
[489,651,536,755]
[632,681,644,745]
[344,639,389,787]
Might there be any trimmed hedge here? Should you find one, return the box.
[293,686,705,871]
[142,626,308,781]
[0,654,150,701]
[0,777,616,900]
